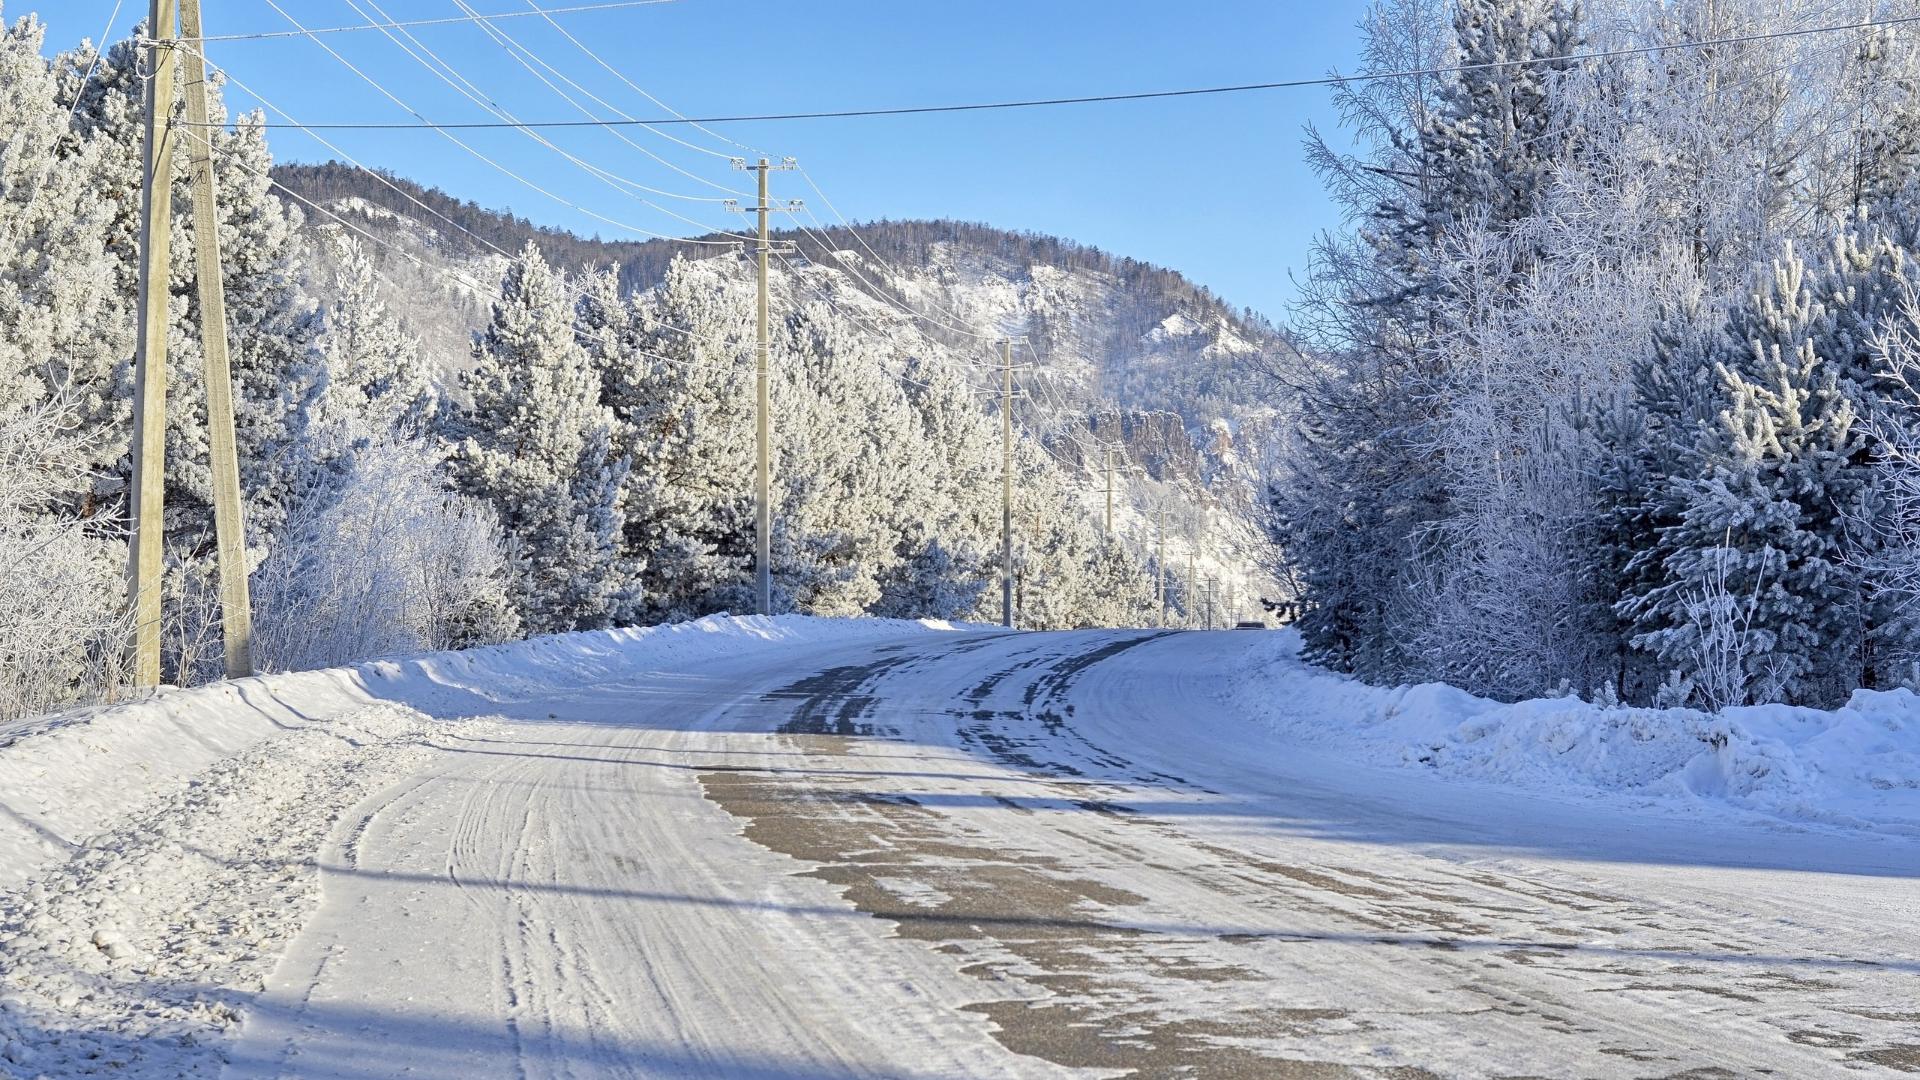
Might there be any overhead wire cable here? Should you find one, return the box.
[24,0,129,212]
[771,250,1002,396]
[440,0,747,199]
[219,144,735,376]
[169,44,732,349]
[422,5,997,343]
[250,0,742,245]
[513,0,765,160]
[177,9,1920,129]
[172,0,680,43]
[794,168,1004,342]
[787,212,1001,342]
[315,0,753,240]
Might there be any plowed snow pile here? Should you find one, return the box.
[1225,629,1920,835]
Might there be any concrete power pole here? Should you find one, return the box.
[128,0,256,685]
[1000,339,1015,629]
[1102,447,1115,539]
[1155,504,1167,629]
[729,157,798,617]
[1186,549,1197,629]
[179,0,253,679]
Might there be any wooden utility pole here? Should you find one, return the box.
[1000,339,1015,629]
[729,157,798,616]
[753,159,773,616]
[127,1,258,686]
[128,0,179,687]
[179,0,253,679]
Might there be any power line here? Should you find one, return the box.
[316,0,753,238]
[512,0,765,162]
[234,2,743,246]
[232,143,725,376]
[176,10,1920,130]
[437,6,997,351]
[442,3,1008,375]
[182,54,761,360]
[62,0,128,129]
[25,0,129,209]
[781,260,1001,397]
[444,0,748,199]
[187,43,998,396]
[787,213,1000,342]
[169,0,680,43]
[795,168,999,340]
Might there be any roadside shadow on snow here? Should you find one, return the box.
[221,994,959,1078]
[428,735,1087,789]
[170,842,1920,977]
[0,972,954,1080]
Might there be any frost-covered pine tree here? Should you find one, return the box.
[1627,247,1868,706]
[442,244,636,633]
[1411,0,1579,266]
[0,11,127,704]
[612,258,756,620]
[773,299,940,616]
[0,15,100,390]
[872,353,998,619]
[314,229,433,434]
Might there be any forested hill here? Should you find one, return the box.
[270,162,1288,430]
[271,161,1289,614]
[271,163,1274,328]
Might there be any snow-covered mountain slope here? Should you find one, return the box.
[273,163,1293,616]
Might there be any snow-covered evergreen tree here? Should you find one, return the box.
[1626,248,1869,706]
[314,229,433,434]
[442,244,636,633]
[612,258,757,620]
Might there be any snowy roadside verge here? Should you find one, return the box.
[1221,630,1920,835]
[0,614,977,1078]
[0,704,469,1078]
[0,613,977,890]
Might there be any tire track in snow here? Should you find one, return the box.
[699,630,1920,1078]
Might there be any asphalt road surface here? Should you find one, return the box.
[221,629,1920,1079]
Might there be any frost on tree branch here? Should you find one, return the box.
[0,398,128,720]
[251,433,519,673]
[1860,289,1920,640]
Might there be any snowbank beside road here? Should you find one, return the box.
[1224,630,1920,835]
[0,614,978,1078]
[0,614,978,890]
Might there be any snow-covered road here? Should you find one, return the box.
[7,625,1918,1077]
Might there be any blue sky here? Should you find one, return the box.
[29,1,1369,321]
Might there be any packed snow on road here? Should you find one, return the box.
[1,615,1914,1078]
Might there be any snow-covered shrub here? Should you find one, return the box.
[1668,535,1778,711]
[252,435,518,673]
[0,400,126,719]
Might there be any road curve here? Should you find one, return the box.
[224,629,1920,1079]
